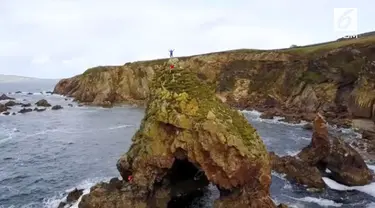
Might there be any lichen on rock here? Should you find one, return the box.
[80,68,277,207]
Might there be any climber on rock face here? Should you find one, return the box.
[169,49,174,58]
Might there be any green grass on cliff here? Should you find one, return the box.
[281,36,375,55]
[80,34,375,77]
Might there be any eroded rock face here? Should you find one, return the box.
[269,152,325,189]
[80,69,276,208]
[271,113,373,188]
[53,43,375,131]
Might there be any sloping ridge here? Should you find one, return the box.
[53,34,375,127]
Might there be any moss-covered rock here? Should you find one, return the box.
[80,68,275,208]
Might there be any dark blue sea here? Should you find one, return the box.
[1,79,375,208]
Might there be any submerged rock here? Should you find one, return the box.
[2,111,10,115]
[52,105,63,110]
[35,99,51,107]
[21,103,31,107]
[272,113,373,188]
[80,69,277,208]
[0,94,15,100]
[33,107,46,112]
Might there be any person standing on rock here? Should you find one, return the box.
[169,49,174,58]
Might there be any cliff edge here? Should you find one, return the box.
[54,36,375,129]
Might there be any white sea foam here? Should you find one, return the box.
[284,195,343,207]
[323,177,375,198]
[240,110,308,126]
[43,177,112,208]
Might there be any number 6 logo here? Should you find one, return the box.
[334,8,358,32]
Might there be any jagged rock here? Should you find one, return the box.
[67,188,84,203]
[273,113,373,188]
[21,103,31,107]
[0,94,14,100]
[269,152,325,189]
[80,69,276,208]
[0,104,10,113]
[322,137,373,186]
[35,99,51,107]
[52,105,63,110]
[299,113,373,186]
[18,108,32,114]
[2,111,10,115]
[57,188,84,208]
[33,107,46,112]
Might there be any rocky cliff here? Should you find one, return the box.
[79,69,280,208]
[54,36,375,128]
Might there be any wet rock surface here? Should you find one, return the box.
[79,69,278,208]
[18,108,33,114]
[57,188,84,208]
[52,105,63,110]
[35,99,52,107]
[270,113,373,189]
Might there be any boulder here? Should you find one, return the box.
[0,94,15,100]
[18,108,32,114]
[67,188,84,203]
[269,152,325,189]
[80,69,276,208]
[52,105,63,110]
[5,101,20,107]
[2,111,10,115]
[35,99,51,107]
[0,104,10,113]
[21,103,31,107]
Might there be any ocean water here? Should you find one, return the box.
[1,80,375,208]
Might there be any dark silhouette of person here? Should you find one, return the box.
[169,49,174,58]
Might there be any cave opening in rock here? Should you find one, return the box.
[164,153,211,208]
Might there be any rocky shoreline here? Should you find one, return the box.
[55,69,375,208]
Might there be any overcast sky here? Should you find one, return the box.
[0,0,373,79]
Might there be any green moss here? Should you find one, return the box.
[301,71,327,84]
[281,36,375,55]
[146,68,268,159]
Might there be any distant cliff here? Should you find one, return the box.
[54,36,375,127]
